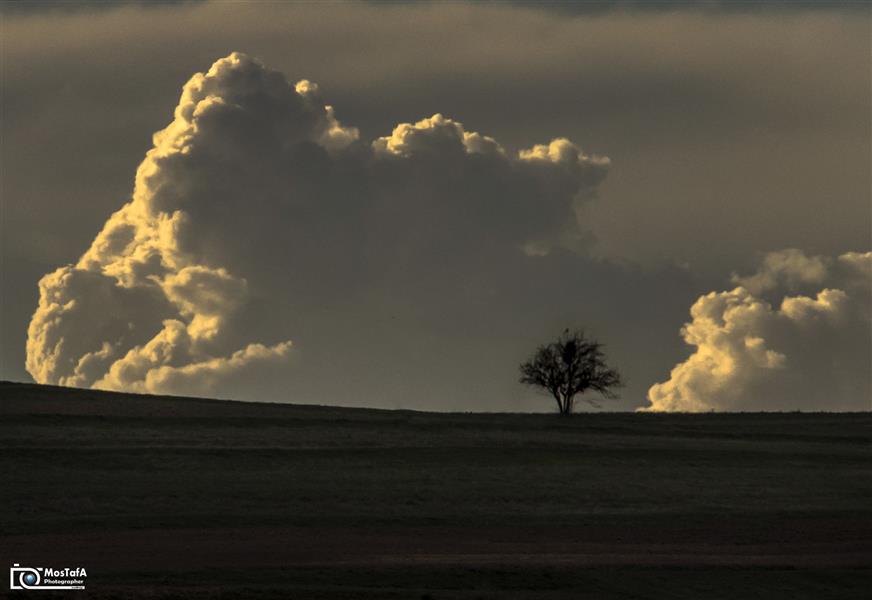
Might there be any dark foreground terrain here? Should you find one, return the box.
[1,382,870,599]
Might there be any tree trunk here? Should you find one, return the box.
[560,393,572,415]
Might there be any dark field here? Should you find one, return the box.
[1,382,870,599]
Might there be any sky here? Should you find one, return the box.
[1,0,870,411]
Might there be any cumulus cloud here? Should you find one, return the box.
[730,248,829,295]
[25,52,614,402]
[645,250,871,412]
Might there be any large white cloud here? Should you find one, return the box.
[644,250,871,412]
[25,52,614,402]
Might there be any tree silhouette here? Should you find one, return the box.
[519,329,622,415]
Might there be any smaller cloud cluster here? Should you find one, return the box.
[645,250,871,412]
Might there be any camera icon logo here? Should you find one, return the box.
[9,564,41,590]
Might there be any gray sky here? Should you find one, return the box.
[1,1,869,411]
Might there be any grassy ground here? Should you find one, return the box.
[1,381,870,598]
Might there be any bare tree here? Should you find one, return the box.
[519,329,622,415]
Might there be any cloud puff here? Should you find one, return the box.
[730,248,829,295]
[25,52,613,401]
[645,250,871,412]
